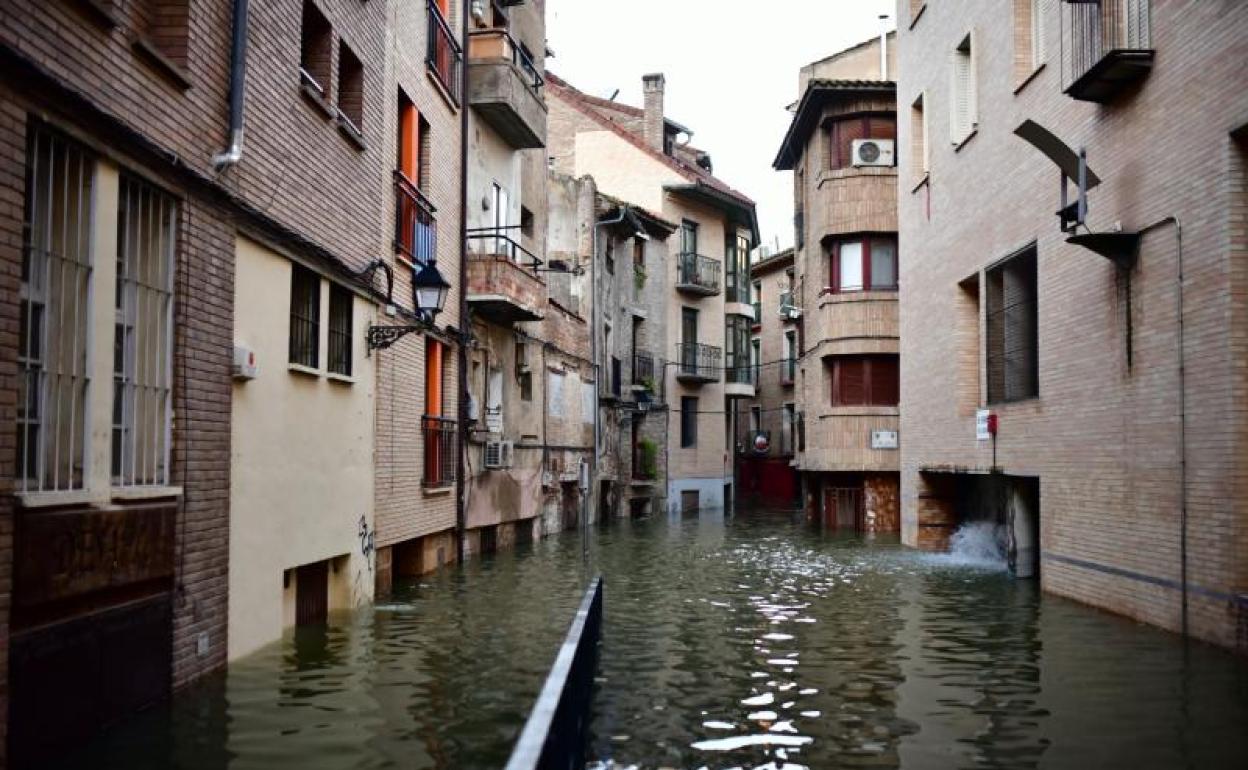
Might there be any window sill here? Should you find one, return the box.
[326,371,356,385]
[1013,63,1046,95]
[953,128,978,152]
[113,485,183,502]
[422,485,454,496]
[336,112,367,151]
[817,289,899,306]
[909,3,926,30]
[289,362,322,378]
[300,75,335,119]
[15,489,98,509]
[818,406,900,418]
[911,172,930,194]
[132,36,192,91]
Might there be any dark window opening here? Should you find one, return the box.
[520,206,534,238]
[290,265,320,368]
[299,1,333,97]
[328,284,352,376]
[681,396,698,447]
[986,246,1039,403]
[337,40,364,133]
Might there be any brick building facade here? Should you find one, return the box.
[896,0,1248,649]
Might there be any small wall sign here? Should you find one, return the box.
[976,409,996,441]
[871,430,899,450]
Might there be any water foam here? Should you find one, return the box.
[944,520,1008,569]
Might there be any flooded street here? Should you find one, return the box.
[57,509,1248,770]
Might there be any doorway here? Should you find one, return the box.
[822,486,862,530]
[296,560,329,626]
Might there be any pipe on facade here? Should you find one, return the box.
[212,0,250,169]
[456,0,471,564]
[1140,216,1186,639]
[591,207,631,527]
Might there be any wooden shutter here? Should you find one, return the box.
[400,102,419,181]
[425,340,443,416]
[869,355,900,405]
[834,357,866,405]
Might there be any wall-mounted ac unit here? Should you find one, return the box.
[851,138,895,168]
[777,305,803,320]
[484,440,514,469]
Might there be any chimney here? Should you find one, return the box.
[642,73,666,153]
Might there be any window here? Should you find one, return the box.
[1014,0,1046,84]
[726,231,752,304]
[19,128,94,492]
[829,355,899,406]
[795,166,806,249]
[136,0,190,70]
[680,219,698,255]
[300,1,333,97]
[336,39,364,134]
[604,238,614,275]
[911,93,928,181]
[725,314,751,384]
[681,397,698,447]
[826,236,898,292]
[396,95,435,264]
[751,338,761,384]
[633,238,645,273]
[113,176,176,487]
[289,265,320,368]
[681,307,698,345]
[951,32,978,143]
[986,246,1039,403]
[782,403,796,453]
[826,114,896,170]
[520,206,534,238]
[328,284,353,376]
[423,339,455,488]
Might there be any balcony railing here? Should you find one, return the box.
[725,354,756,386]
[395,171,437,264]
[780,357,796,386]
[422,415,458,488]
[676,342,720,383]
[466,226,543,270]
[1063,0,1154,103]
[467,28,543,96]
[426,0,462,105]
[675,253,721,295]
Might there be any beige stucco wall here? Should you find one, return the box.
[801,33,896,91]
[229,236,376,660]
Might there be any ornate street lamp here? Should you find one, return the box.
[367,261,453,351]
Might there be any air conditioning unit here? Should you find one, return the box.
[484,440,514,470]
[777,305,803,320]
[851,138,895,168]
[232,344,258,381]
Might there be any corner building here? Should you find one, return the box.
[774,34,903,533]
[896,0,1248,650]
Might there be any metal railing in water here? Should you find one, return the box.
[505,576,604,770]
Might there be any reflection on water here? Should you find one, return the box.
[51,508,1248,770]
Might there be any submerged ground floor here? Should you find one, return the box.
[41,506,1248,770]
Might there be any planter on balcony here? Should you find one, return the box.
[467,28,547,148]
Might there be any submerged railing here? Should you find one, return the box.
[505,576,604,770]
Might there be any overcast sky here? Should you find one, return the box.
[546,0,896,253]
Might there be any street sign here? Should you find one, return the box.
[871,430,898,450]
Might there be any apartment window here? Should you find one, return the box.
[396,96,436,264]
[782,403,796,453]
[829,355,899,406]
[135,0,191,70]
[951,32,978,143]
[681,397,698,447]
[750,405,762,433]
[827,236,898,292]
[604,238,614,275]
[911,93,928,181]
[299,1,333,97]
[290,265,321,368]
[681,219,698,255]
[751,337,761,384]
[328,284,353,376]
[18,128,94,492]
[113,176,176,487]
[681,307,698,345]
[633,238,645,273]
[795,166,806,249]
[520,206,534,238]
[826,114,896,170]
[726,232,752,304]
[986,246,1039,403]
[337,40,364,135]
[1014,0,1045,83]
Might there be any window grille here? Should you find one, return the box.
[113,174,177,487]
[290,266,320,367]
[328,284,353,376]
[986,247,1039,403]
[18,126,94,492]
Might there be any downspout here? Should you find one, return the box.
[1141,216,1186,639]
[212,0,250,169]
[456,0,471,564]
[592,208,630,524]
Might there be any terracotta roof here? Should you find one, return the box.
[547,71,757,214]
[596,191,679,234]
[773,79,895,170]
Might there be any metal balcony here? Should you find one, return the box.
[1063,0,1154,103]
[467,28,547,148]
[426,0,462,105]
[394,171,437,265]
[675,253,720,296]
[676,342,720,384]
[780,357,796,386]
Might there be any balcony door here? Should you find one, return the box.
[681,220,698,255]
[681,307,698,372]
[492,182,511,256]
